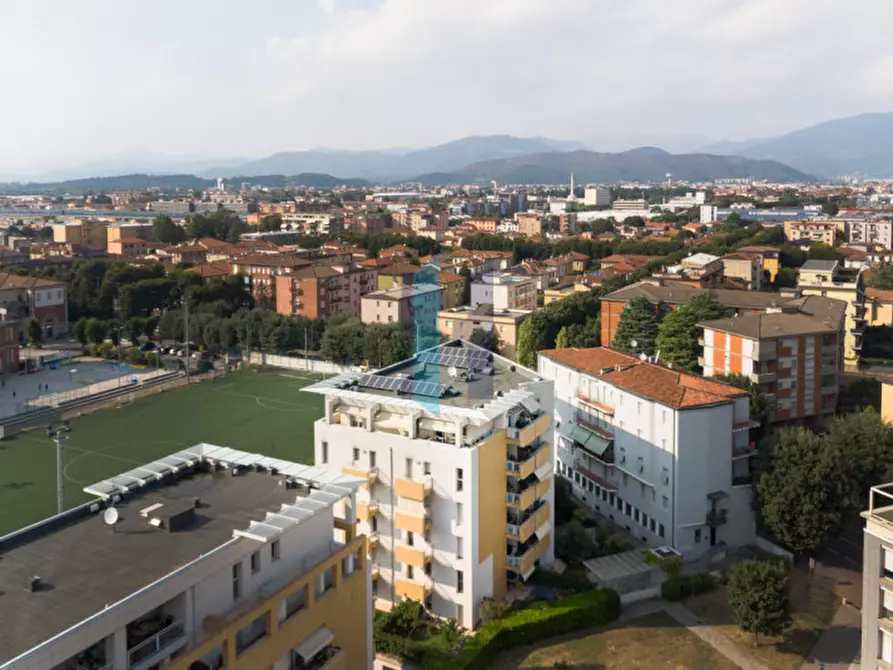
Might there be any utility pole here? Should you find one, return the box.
[47,422,71,515]
[184,301,190,383]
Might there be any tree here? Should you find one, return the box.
[612,296,659,356]
[321,317,366,364]
[555,317,600,349]
[151,214,186,244]
[773,267,798,289]
[127,317,145,345]
[869,261,893,291]
[655,293,733,372]
[459,267,472,306]
[622,215,645,227]
[144,315,160,339]
[554,519,599,564]
[258,214,283,232]
[807,242,841,262]
[86,318,108,346]
[726,559,792,646]
[25,317,42,346]
[822,200,840,216]
[823,408,893,508]
[107,319,122,346]
[756,428,851,553]
[469,328,499,352]
[74,317,89,347]
[713,373,768,435]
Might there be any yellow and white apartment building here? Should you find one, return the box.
[304,340,555,629]
[0,444,372,670]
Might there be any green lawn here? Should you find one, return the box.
[0,369,325,535]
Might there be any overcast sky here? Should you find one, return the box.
[2,0,893,176]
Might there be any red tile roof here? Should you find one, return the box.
[540,346,747,409]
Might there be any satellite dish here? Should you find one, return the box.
[448,366,458,378]
[630,339,638,348]
[103,507,119,527]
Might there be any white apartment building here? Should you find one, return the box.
[0,445,371,670]
[583,187,611,207]
[538,347,757,559]
[846,219,893,250]
[304,340,555,630]
[470,272,537,312]
[860,483,893,668]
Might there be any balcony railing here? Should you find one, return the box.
[292,646,344,670]
[395,476,434,501]
[706,508,728,526]
[127,619,186,667]
[341,465,378,485]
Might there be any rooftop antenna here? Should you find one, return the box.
[103,506,119,533]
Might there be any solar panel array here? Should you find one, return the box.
[417,348,492,370]
[356,373,448,398]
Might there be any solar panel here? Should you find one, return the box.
[355,373,447,398]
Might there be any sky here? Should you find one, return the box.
[2,0,893,177]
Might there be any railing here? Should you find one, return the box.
[127,619,186,667]
[706,508,728,526]
[293,645,343,670]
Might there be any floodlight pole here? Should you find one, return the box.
[55,433,63,515]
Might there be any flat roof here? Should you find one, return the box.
[440,305,531,322]
[304,339,543,421]
[363,283,442,301]
[602,280,791,311]
[0,446,364,664]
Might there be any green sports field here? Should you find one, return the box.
[0,369,325,536]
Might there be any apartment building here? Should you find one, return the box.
[107,222,153,245]
[700,295,846,424]
[304,340,555,629]
[601,280,788,346]
[377,263,422,291]
[0,444,371,670]
[52,219,108,250]
[858,483,893,667]
[0,318,19,373]
[231,254,314,301]
[783,220,838,245]
[470,272,537,312]
[275,265,378,320]
[538,347,757,558]
[0,273,69,337]
[516,213,543,237]
[437,306,531,360]
[361,284,443,328]
[612,199,648,211]
[846,219,893,250]
[796,260,865,369]
[738,246,781,281]
[108,237,149,259]
[721,252,764,290]
[438,271,467,309]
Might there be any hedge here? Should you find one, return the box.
[527,568,596,592]
[422,588,621,670]
[661,572,716,601]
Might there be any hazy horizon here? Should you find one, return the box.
[2,0,893,177]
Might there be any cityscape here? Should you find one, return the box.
[4,2,893,670]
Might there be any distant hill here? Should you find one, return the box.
[732,112,893,178]
[0,172,368,195]
[411,149,812,185]
[206,135,589,180]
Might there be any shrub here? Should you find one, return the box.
[95,342,114,359]
[527,568,595,592]
[661,572,717,602]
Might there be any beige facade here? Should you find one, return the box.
[438,306,531,359]
[470,272,537,312]
[361,284,443,328]
[53,219,108,249]
[783,219,840,245]
[721,253,764,290]
[797,260,865,369]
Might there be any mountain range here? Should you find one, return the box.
[702,112,893,178]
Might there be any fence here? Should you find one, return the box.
[247,352,363,375]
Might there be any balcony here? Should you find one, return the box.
[575,393,614,415]
[292,645,344,670]
[510,413,551,447]
[506,483,536,510]
[395,544,434,568]
[395,476,433,501]
[706,508,728,527]
[395,575,433,601]
[751,371,776,384]
[507,531,551,578]
[356,500,379,521]
[368,530,380,550]
[507,500,550,543]
[127,619,187,668]
[506,439,550,480]
[341,464,378,485]
[395,510,431,534]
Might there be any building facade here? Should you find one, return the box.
[859,483,893,667]
[846,219,893,250]
[583,186,611,207]
[721,252,764,290]
[700,296,846,424]
[275,266,378,320]
[470,272,537,312]
[0,444,371,670]
[360,284,443,328]
[0,273,69,337]
[437,306,531,360]
[796,260,865,369]
[304,340,555,630]
[538,347,756,559]
[783,220,838,245]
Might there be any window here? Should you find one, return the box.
[251,551,260,574]
[321,442,328,464]
[694,529,702,544]
[407,531,414,547]
[659,524,665,539]
[352,447,360,462]
[642,513,649,528]
[407,565,414,579]
[457,570,464,593]
[633,508,640,523]
[650,518,656,533]
[456,536,463,558]
[456,502,463,525]
[271,539,281,562]
[405,458,413,478]
[370,450,377,468]
[624,502,631,517]
[456,468,464,492]
[662,495,669,510]
[638,401,642,415]
[232,562,242,600]
[423,461,431,475]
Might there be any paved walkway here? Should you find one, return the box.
[663,601,771,670]
[800,603,861,670]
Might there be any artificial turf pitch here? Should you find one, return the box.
[0,369,325,535]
